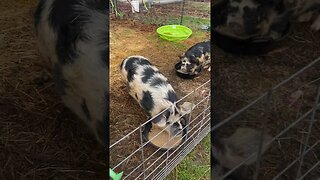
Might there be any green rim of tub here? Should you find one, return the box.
[156,25,193,42]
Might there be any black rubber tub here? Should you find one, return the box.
[174,61,201,79]
[212,1,291,55]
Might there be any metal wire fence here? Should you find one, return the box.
[109,0,210,30]
[110,80,211,179]
[212,57,320,179]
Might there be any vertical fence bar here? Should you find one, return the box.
[180,0,186,25]
[182,89,196,155]
[148,0,152,9]
[139,127,146,179]
[295,85,320,179]
[115,0,118,15]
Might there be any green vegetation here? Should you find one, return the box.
[166,135,211,180]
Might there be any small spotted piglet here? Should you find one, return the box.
[120,56,194,136]
[177,41,211,75]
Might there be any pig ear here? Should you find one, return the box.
[178,53,185,59]
[179,102,195,115]
[151,114,167,128]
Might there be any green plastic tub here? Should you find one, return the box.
[156,25,192,42]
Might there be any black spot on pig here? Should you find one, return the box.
[49,0,83,64]
[53,64,67,96]
[127,69,136,82]
[142,67,156,83]
[81,98,91,120]
[85,0,109,13]
[243,7,261,34]
[151,108,170,124]
[137,59,151,66]
[124,57,138,71]
[141,91,154,114]
[166,90,178,103]
[193,49,203,58]
[124,58,138,82]
[172,122,181,132]
[34,0,45,32]
[212,0,229,26]
[185,41,210,57]
[150,77,167,87]
[49,0,77,30]
[190,56,200,65]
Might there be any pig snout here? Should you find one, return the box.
[226,13,246,35]
[172,121,183,135]
[228,22,245,34]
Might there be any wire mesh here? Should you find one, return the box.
[110,80,211,179]
[212,57,320,179]
[109,0,210,31]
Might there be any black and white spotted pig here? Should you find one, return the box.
[214,0,292,39]
[291,0,320,30]
[34,0,107,146]
[120,56,194,136]
[178,41,211,75]
[214,0,320,39]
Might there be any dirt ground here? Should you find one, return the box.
[0,0,106,179]
[109,19,210,178]
[214,20,320,179]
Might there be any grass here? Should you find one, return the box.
[166,135,211,180]
[187,1,210,12]
[167,15,210,29]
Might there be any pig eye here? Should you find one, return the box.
[173,122,181,129]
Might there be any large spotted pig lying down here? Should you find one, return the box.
[34,0,107,146]
[177,40,211,76]
[214,0,320,40]
[120,56,194,136]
